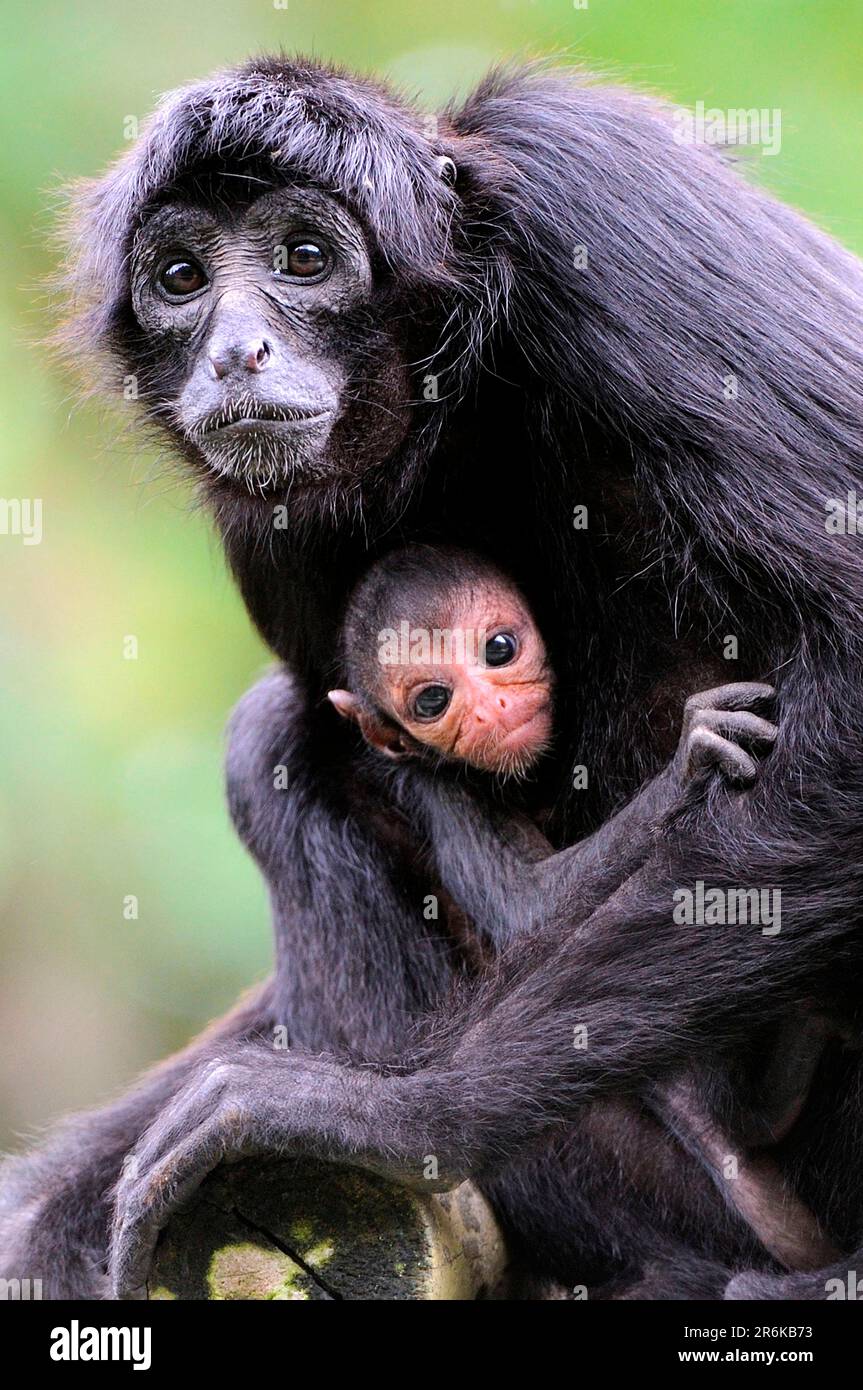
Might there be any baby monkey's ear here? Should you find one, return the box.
[327,690,415,760]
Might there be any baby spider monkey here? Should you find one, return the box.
[330,545,839,1276]
[329,547,554,780]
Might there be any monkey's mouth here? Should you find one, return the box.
[198,402,334,436]
[460,701,554,781]
[188,398,342,494]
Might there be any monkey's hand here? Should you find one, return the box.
[673,682,777,788]
[108,1045,463,1300]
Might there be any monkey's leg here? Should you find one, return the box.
[655,1077,840,1274]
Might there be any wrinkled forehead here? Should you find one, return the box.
[368,572,538,644]
[136,184,371,255]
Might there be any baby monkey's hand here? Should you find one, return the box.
[674,682,777,788]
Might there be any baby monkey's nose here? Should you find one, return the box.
[474,695,507,724]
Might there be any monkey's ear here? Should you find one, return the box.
[328,689,364,722]
[328,690,414,760]
[362,718,415,760]
[434,154,458,187]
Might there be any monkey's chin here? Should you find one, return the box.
[469,717,553,782]
[195,419,337,495]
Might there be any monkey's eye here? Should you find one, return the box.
[411,684,452,721]
[484,632,518,667]
[157,258,208,298]
[278,240,330,279]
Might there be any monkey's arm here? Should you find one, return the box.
[226,668,464,1055]
[396,682,776,944]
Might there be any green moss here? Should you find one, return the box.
[305,1241,335,1268]
[207,1243,314,1301]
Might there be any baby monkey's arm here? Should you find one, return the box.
[393,682,776,946]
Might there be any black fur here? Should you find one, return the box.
[3,55,863,1299]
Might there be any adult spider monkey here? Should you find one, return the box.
[1,56,862,1300]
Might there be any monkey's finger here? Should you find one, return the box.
[687,728,758,784]
[696,709,778,749]
[111,1120,233,1299]
[685,683,775,715]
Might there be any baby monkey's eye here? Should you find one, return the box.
[484,631,518,667]
[412,684,452,720]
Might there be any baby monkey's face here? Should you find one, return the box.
[379,585,553,777]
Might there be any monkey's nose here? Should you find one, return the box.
[208,339,272,379]
[475,697,506,723]
[244,340,272,372]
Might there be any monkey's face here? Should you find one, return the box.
[130,187,411,494]
[379,587,554,779]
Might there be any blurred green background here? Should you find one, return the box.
[1,0,861,1149]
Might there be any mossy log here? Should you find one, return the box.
[148,1158,510,1300]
